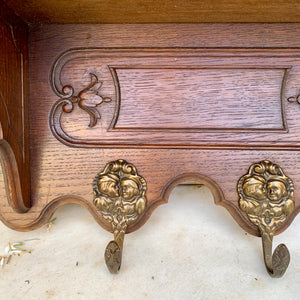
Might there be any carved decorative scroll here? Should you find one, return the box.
[50,73,111,128]
[287,91,300,105]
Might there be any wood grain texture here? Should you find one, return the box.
[114,67,284,130]
[0,0,30,210]
[2,0,300,23]
[2,24,300,239]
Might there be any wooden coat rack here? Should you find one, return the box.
[1,0,300,277]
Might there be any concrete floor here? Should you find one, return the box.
[0,184,299,299]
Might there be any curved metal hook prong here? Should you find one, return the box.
[104,231,125,274]
[261,231,290,278]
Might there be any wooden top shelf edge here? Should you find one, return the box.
[2,0,300,24]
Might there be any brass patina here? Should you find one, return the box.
[238,160,294,277]
[93,159,147,273]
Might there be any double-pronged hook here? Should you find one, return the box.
[238,160,295,277]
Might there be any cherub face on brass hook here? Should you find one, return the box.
[266,179,287,202]
[238,160,294,277]
[242,175,266,201]
[97,174,120,198]
[93,160,147,274]
[121,177,139,200]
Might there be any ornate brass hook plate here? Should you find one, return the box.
[93,159,147,273]
[238,160,294,277]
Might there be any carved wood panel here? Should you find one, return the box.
[49,48,300,149]
[1,24,300,240]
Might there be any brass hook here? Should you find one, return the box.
[238,160,294,278]
[104,231,124,274]
[93,159,147,274]
[261,231,290,278]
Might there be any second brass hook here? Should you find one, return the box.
[238,160,294,277]
[93,159,147,274]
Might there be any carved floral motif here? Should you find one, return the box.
[287,91,300,105]
[237,160,294,235]
[53,73,111,128]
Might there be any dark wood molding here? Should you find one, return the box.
[0,0,30,210]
